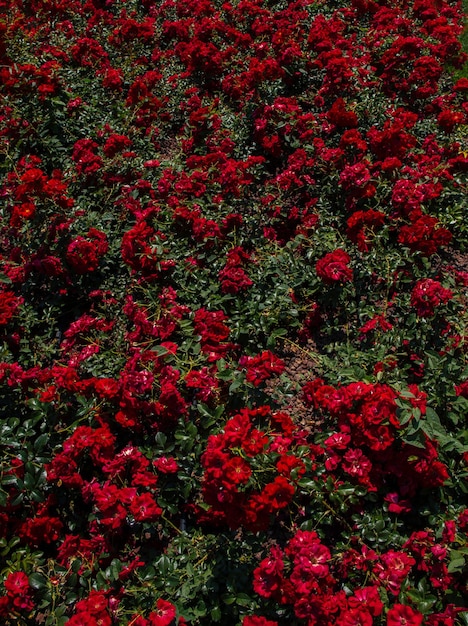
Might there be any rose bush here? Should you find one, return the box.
[0,0,468,624]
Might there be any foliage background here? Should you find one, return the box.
[0,0,468,624]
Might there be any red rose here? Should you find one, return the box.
[316,249,353,284]
[148,599,177,626]
[386,604,423,626]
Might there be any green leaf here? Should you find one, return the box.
[229,379,243,393]
[448,557,465,573]
[222,595,236,605]
[29,573,48,590]
[398,409,414,426]
[448,551,467,573]
[266,327,288,347]
[459,611,468,626]
[211,606,222,621]
[425,407,442,427]
[153,344,172,356]
[401,428,427,448]
[399,390,416,398]
[233,593,254,607]
[155,555,171,576]
[24,472,36,490]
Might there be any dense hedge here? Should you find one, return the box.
[0,0,467,624]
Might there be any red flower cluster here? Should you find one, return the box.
[199,406,305,531]
[251,523,466,625]
[2,155,74,227]
[184,366,219,404]
[398,215,452,256]
[0,290,23,326]
[387,604,424,626]
[193,307,237,361]
[359,314,393,340]
[243,617,278,626]
[66,228,108,274]
[218,246,253,294]
[410,279,453,317]
[72,138,103,178]
[46,425,163,536]
[346,209,386,252]
[252,531,384,624]
[66,590,112,626]
[0,0,467,621]
[303,379,449,498]
[121,221,176,280]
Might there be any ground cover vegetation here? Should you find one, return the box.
[0,0,468,623]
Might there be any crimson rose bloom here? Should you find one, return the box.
[262,476,295,510]
[224,457,252,484]
[4,571,30,596]
[129,493,162,522]
[148,598,177,626]
[455,380,468,398]
[253,545,284,598]
[71,138,103,176]
[340,608,373,626]
[386,604,423,626]
[316,249,353,284]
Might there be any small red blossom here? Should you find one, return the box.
[184,367,219,403]
[72,138,103,177]
[129,493,163,522]
[148,598,177,626]
[153,457,179,473]
[340,607,373,626]
[224,457,252,484]
[347,209,386,251]
[253,545,284,598]
[69,590,112,626]
[398,216,452,256]
[219,246,253,293]
[385,493,412,514]
[386,604,424,626]
[4,571,31,597]
[359,315,393,338]
[342,448,372,479]
[19,514,63,547]
[103,133,133,158]
[455,380,468,398]
[261,476,295,510]
[316,249,353,285]
[348,586,384,617]
[243,428,269,456]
